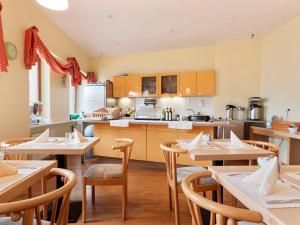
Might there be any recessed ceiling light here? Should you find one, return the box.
[36,0,69,11]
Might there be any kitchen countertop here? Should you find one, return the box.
[83,118,232,127]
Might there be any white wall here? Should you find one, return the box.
[261,14,300,121]
[91,38,262,118]
[0,0,90,140]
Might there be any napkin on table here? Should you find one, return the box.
[187,132,203,151]
[243,156,278,195]
[0,162,18,177]
[33,128,49,143]
[73,128,88,143]
[230,131,248,149]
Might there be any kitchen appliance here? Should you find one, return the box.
[237,106,245,121]
[248,97,264,121]
[225,105,236,120]
[83,84,107,114]
[187,114,210,122]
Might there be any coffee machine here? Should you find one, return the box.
[248,97,263,121]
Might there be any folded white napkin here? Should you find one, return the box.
[110,120,129,127]
[34,129,49,143]
[187,132,203,151]
[0,162,18,177]
[230,131,248,149]
[73,128,88,143]
[243,157,278,195]
[168,121,193,130]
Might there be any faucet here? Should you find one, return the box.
[186,108,194,115]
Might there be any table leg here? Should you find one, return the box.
[55,155,82,223]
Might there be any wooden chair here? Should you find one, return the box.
[0,168,77,225]
[160,140,218,225]
[181,171,264,225]
[1,137,34,160]
[82,138,134,222]
[243,140,279,165]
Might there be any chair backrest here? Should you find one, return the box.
[0,168,76,225]
[112,138,134,178]
[1,137,35,160]
[181,171,263,225]
[243,140,279,156]
[160,141,188,189]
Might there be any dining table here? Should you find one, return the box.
[209,165,300,225]
[0,160,57,203]
[6,136,100,223]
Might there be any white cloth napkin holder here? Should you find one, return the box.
[110,120,129,127]
[243,157,278,195]
[73,128,88,143]
[34,129,49,143]
[168,121,193,130]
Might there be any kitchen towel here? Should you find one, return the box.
[0,162,17,177]
[243,156,278,195]
[34,128,49,143]
[168,121,193,130]
[110,120,129,127]
[73,128,88,143]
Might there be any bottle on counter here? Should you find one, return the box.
[165,108,169,121]
[169,108,173,121]
[161,109,166,121]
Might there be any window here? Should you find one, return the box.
[29,60,41,104]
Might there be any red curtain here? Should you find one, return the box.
[0,2,8,72]
[24,26,83,86]
[83,72,96,84]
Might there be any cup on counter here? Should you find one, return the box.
[202,134,211,144]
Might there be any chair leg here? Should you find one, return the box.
[122,182,127,220]
[82,178,87,223]
[168,185,172,211]
[173,188,180,225]
[92,185,95,204]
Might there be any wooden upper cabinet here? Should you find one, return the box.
[179,72,197,96]
[113,76,126,98]
[158,73,179,96]
[196,70,215,96]
[125,74,141,97]
[141,74,159,97]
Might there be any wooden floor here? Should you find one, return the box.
[60,156,193,225]
[28,156,235,225]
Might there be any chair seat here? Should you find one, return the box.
[0,217,50,225]
[177,166,215,185]
[83,163,123,179]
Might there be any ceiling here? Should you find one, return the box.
[32,0,300,57]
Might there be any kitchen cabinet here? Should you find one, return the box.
[94,124,119,158]
[125,74,141,97]
[196,70,215,96]
[158,73,179,96]
[141,74,159,96]
[113,76,126,97]
[119,125,147,160]
[146,125,177,162]
[179,72,197,96]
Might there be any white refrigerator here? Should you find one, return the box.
[83,84,106,114]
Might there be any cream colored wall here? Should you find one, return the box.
[91,39,261,118]
[261,15,300,121]
[0,0,90,140]
[214,39,261,118]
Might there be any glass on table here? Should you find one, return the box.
[65,132,74,143]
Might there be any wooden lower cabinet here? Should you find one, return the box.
[94,124,119,158]
[147,128,177,162]
[93,123,214,166]
[119,125,147,160]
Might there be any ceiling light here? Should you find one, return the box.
[36,0,69,11]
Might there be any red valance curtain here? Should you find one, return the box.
[24,26,83,86]
[0,2,8,72]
